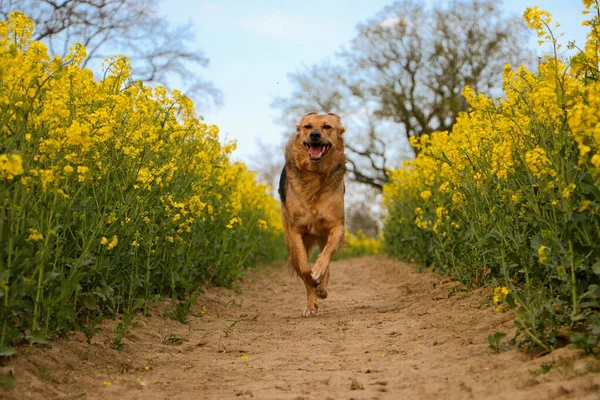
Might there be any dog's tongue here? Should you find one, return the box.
[308,144,322,158]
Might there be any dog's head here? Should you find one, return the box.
[295,112,345,163]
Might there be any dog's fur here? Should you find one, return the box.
[278,112,346,317]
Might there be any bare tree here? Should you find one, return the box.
[252,139,284,198]
[0,0,221,108]
[345,182,382,236]
[272,0,532,191]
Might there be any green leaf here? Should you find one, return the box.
[0,347,16,357]
[26,333,47,345]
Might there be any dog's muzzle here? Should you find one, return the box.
[305,141,332,161]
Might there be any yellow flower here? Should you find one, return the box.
[538,245,548,264]
[493,286,510,307]
[525,147,555,179]
[39,169,55,192]
[523,6,553,38]
[57,189,70,199]
[77,166,89,182]
[462,85,490,110]
[579,200,591,212]
[226,216,241,229]
[100,237,109,245]
[107,236,118,250]
[562,183,576,199]
[0,154,24,180]
[451,192,465,206]
[241,354,248,360]
[131,240,139,247]
[420,190,432,200]
[28,228,43,241]
[7,12,34,47]
[576,136,591,158]
[65,121,90,148]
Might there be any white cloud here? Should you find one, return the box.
[240,13,316,38]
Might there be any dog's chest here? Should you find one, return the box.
[295,212,326,236]
[289,199,336,235]
[285,173,344,235]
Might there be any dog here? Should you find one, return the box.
[278,112,346,317]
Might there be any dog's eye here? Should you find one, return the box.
[303,125,312,130]
[323,125,332,130]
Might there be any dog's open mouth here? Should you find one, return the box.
[305,143,331,161]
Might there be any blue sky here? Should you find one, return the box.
[159,1,589,167]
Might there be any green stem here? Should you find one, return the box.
[145,251,152,301]
[0,238,12,348]
[512,309,550,352]
[568,240,579,317]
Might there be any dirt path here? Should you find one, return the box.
[3,256,600,399]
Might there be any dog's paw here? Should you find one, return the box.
[302,302,318,317]
[302,309,317,317]
[310,270,323,282]
[315,287,328,299]
[311,260,327,282]
[302,308,318,317]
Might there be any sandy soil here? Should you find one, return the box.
[1,256,599,400]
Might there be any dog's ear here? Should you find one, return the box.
[297,112,317,132]
[328,113,345,136]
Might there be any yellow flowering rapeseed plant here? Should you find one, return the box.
[27,229,43,241]
[537,246,548,264]
[384,1,600,350]
[0,13,285,349]
[493,287,510,312]
[339,230,383,259]
[0,154,24,179]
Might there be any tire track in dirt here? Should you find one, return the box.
[3,256,600,399]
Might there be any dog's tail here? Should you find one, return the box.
[278,166,287,205]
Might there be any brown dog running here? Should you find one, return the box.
[278,112,346,317]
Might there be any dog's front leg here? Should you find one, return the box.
[287,229,319,317]
[311,225,345,283]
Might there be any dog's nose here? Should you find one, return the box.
[310,130,321,140]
